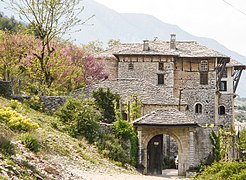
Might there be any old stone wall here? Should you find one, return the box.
[0,80,12,98]
[218,93,234,125]
[12,96,67,114]
[103,58,118,80]
[142,104,186,115]
[193,127,214,166]
[117,56,174,95]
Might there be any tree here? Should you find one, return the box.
[92,88,120,123]
[0,13,24,32]
[83,40,104,53]
[107,39,120,48]
[6,0,93,93]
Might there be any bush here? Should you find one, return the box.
[20,132,40,153]
[92,88,120,123]
[57,97,101,143]
[111,119,138,166]
[195,161,246,180]
[24,96,43,111]
[0,105,39,132]
[97,134,128,165]
[0,135,15,156]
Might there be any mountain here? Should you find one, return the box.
[0,0,245,97]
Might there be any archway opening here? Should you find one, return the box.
[147,134,179,175]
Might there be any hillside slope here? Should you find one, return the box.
[0,97,137,179]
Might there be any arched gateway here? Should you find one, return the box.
[133,109,198,176]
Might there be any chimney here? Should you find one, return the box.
[143,40,149,51]
[170,34,176,50]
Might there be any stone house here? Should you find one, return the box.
[89,34,245,176]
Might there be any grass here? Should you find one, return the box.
[0,96,134,179]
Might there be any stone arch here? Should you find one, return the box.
[141,128,189,175]
[143,129,183,153]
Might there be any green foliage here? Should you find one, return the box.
[0,134,15,156]
[56,97,101,143]
[0,13,24,32]
[20,132,40,153]
[239,128,246,160]
[0,105,39,132]
[125,94,142,122]
[112,119,138,166]
[92,88,120,123]
[194,161,246,180]
[96,134,128,165]
[209,130,221,162]
[24,96,43,112]
[235,113,246,122]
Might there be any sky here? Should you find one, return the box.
[95,0,246,57]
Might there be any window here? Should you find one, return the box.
[200,60,208,71]
[157,74,164,85]
[200,60,208,85]
[128,62,134,70]
[218,106,225,115]
[219,81,227,91]
[159,62,164,70]
[195,103,202,114]
[200,72,208,85]
[222,68,227,78]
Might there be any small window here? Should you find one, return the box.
[200,72,208,85]
[195,103,202,114]
[159,62,164,70]
[222,68,227,78]
[200,60,208,71]
[219,81,227,91]
[218,106,225,115]
[157,74,164,85]
[128,62,134,70]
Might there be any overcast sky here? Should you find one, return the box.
[95,0,246,57]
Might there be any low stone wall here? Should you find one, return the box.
[0,80,12,98]
[12,95,67,114]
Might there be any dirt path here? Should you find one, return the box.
[81,169,188,180]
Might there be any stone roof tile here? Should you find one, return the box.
[133,109,197,126]
[97,40,228,58]
[82,79,186,105]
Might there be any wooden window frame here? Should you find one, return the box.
[195,103,202,114]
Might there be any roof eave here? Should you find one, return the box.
[133,123,199,128]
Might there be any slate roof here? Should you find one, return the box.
[226,59,246,69]
[97,40,228,58]
[83,79,186,105]
[133,109,197,127]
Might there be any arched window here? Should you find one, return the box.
[195,103,202,114]
[218,106,226,115]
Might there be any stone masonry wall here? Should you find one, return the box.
[12,96,67,114]
[117,56,174,95]
[218,93,234,125]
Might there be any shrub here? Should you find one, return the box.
[111,119,138,166]
[20,132,40,153]
[92,88,120,123]
[97,134,128,165]
[24,96,43,111]
[57,97,101,143]
[0,105,39,132]
[195,161,246,180]
[0,135,15,156]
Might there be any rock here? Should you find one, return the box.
[44,165,59,175]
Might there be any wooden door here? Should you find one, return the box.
[147,134,163,175]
